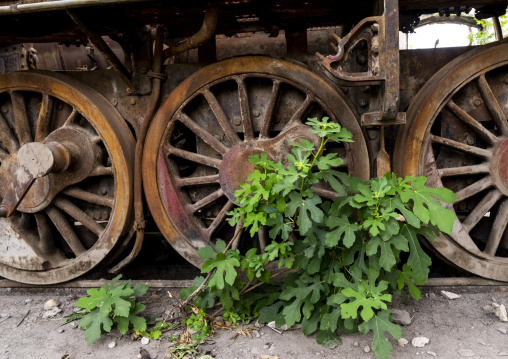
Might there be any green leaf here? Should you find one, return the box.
[197,245,218,260]
[366,234,409,271]
[358,310,401,359]
[320,307,341,332]
[301,309,320,335]
[203,252,240,290]
[258,302,284,324]
[400,225,432,278]
[325,215,359,248]
[340,279,391,322]
[399,176,456,233]
[397,263,426,300]
[315,330,342,349]
[78,308,113,345]
[132,283,149,298]
[280,275,324,326]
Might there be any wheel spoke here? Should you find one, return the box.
[34,212,66,264]
[476,74,508,136]
[53,197,104,236]
[231,220,243,250]
[46,206,87,256]
[164,144,222,169]
[189,188,224,213]
[203,89,241,146]
[62,186,114,208]
[35,94,54,142]
[283,94,313,130]
[10,91,32,146]
[236,77,254,141]
[206,200,234,238]
[484,199,508,256]
[259,225,267,252]
[177,174,220,187]
[446,100,498,145]
[453,176,493,203]
[260,80,281,138]
[438,163,490,177]
[431,134,492,159]
[175,112,228,155]
[0,112,19,153]
[64,109,81,127]
[462,188,503,233]
[89,165,113,177]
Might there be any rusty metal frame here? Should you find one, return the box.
[318,0,405,126]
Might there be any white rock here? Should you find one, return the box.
[398,338,409,347]
[42,307,62,319]
[494,303,501,308]
[353,342,359,347]
[43,299,60,310]
[107,341,116,349]
[137,355,142,359]
[497,327,507,334]
[458,349,475,357]
[498,352,508,356]
[495,304,508,322]
[427,351,437,357]
[150,354,158,359]
[255,331,261,338]
[364,345,371,353]
[411,337,430,348]
[141,337,150,345]
[24,299,32,304]
[441,291,461,300]
[58,328,64,333]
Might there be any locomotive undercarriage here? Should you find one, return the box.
[0,0,506,284]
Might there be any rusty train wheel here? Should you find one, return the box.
[395,42,508,281]
[0,71,134,284]
[143,56,369,267]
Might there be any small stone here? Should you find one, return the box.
[429,293,436,299]
[137,355,142,359]
[254,319,263,328]
[496,304,508,322]
[263,343,272,350]
[364,345,371,353]
[58,328,64,333]
[316,352,321,356]
[107,341,116,349]
[391,309,412,326]
[441,291,461,300]
[411,337,429,348]
[493,303,501,308]
[141,337,150,345]
[43,299,60,310]
[498,327,507,334]
[254,331,261,338]
[498,352,508,356]
[42,307,62,319]
[398,338,409,347]
[458,349,475,357]
[353,342,359,347]
[427,351,437,357]
[24,299,32,304]
[150,354,158,359]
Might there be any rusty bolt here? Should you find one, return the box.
[367,129,378,140]
[359,99,368,108]
[130,98,137,105]
[253,110,260,117]
[126,88,132,94]
[357,54,367,65]
[100,188,108,195]
[0,205,8,218]
[56,102,63,110]
[341,87,349,94]
[473,99,482,107]
[458,201,467,211]
[101,211,109,220]
[466,133,475,145]
[93,212,101,220]
[371,24,379,33]
[111,99,117,106]
[0,105,8,114]
[372,66,379,75]
[233,117,242,126]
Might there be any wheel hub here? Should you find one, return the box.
[491,138,508,195]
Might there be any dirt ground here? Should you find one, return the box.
[1,283,508,359]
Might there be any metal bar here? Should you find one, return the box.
[0,279,194,288]
[0,0,156,16]
[66,9,133,90]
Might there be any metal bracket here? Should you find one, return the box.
[317,0,405,125]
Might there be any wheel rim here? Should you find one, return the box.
[0,71,134,284]
[397,42,508,280]
[143,56,369,267]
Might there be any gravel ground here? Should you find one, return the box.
[1,283,508,359]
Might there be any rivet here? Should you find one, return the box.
[56,102,63,110]
[359,99,368,108]
[233,117,242,126]
[111,99,118,106]
[0,105,8,114]
[473,99,482,107]
[130,98,136,105]
[466,133,475,145]
[100,188,108,195]
[253,110,260,117]
[357,54,367,65]
[341,87,349,94]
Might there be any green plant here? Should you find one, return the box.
[467,11,508,45]
[181,117,456,359]
[72,275,149,344]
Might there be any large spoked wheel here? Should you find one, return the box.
[143,56,369,267]
[0,71,134,284]
[395,42,508,281]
